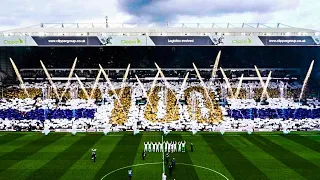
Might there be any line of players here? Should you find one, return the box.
[144,141,187,153]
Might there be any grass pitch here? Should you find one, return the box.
[0,131,319,180]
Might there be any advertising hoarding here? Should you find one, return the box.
[32,36,89,46]
[149,36,214,46]
[97,35,147,46]
[0,36,37,46]
[0,35,318,46]
[210,36,264,46]
[258,36,317,46]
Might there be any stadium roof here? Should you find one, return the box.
[1,23,319,36]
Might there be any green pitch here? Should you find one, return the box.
[0,131,320,180]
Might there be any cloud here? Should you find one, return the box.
[0,0,318,31]
[118,0,300,23]
[0,0,131,31]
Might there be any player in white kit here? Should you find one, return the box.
[160,142,163,152]
[178,141,182,152]
[173,141,177,152]
[170,142,174,152]
[162,173,167,180]
[152,142,156,152]
[144,142,148,152]
[148,142,152,152]
[181,141,186,152]
[155,142,159,152]
[164,141,168,152]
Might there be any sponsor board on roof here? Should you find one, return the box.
[97,36,146,46]
[0,36,37,46]
[210,36,264,46]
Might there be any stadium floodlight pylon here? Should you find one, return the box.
[119,64,130,99]
[234,74,244,99]
[154,63,179,98]
[147,71,160,108]
[260,71,272,100]
[149,71,160,97]
[135,74,155,112]
[299,60,314,101]
[193,63,214,107]
[74,74,90,100]
[154,63,178,99]
[89,69,102,99]
[211,51,221,82]
[9,58,30,98]
[220,67,235,99]
[254,65,270,99]
[40,60,60,99]
[154,62,180,117]
[179,72,189,96]
[60,57,77,100]
[99,64,124,110]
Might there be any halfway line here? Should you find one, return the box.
[162,135,165,174]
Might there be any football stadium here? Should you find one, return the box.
[0,22,320,180]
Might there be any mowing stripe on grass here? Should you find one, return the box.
[226,136,306,180]
[93,134,142,180]
[264,135,320,168]
[0,133,25,145]
[26,134,103,180]
[244,135,320,180]
[203,135,268,180]
[284,135,320,153]
[306,135,320,143]
[60,135,123,180]
[0,134,42,157]
[182,135,234,180]
[0,133,65,172]
[0,135,82,180]
[165,134,199,180]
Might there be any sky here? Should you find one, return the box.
[0,0,319,31]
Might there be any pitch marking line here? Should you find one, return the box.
[100,162,229,180]
[100,162,162,180]
[106,134,240,137]
[162,135,165,174]
[90,134,320,137]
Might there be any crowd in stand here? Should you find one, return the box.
[0,80,319,132]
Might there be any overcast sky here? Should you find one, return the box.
[0,0,319,31]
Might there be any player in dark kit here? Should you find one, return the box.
[171,158,176,168]
[92,153,96,162]
[165,152,170,165]
[91,148,97,162]
[142,151,146,160]
[168,164,173,176]
[191,143,194,152]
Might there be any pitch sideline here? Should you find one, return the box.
[100,162,229,180]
